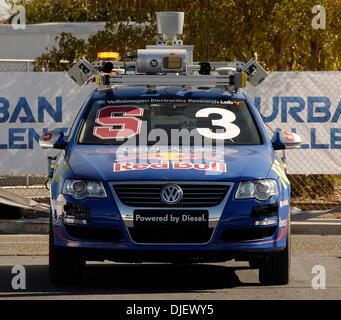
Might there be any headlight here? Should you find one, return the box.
[235,179,278,201]
[62,179,107,200]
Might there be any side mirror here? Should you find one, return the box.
[271,129,302,150]
[39,129,67,149]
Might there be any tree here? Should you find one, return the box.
[34,32,87,71]
[12,0,339,72]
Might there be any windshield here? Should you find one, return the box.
[77,97,263,146]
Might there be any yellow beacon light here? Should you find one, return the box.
[97,52,120,61]
[241,72,247,88]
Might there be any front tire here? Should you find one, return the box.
[259,228,291,286]
[49,215,84,284]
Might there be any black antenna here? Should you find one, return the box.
[206,4,210,61]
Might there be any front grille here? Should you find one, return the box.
[65,225,121,242]
[128,227,214,243]
[113,183,229,207]
[220,226,277,242]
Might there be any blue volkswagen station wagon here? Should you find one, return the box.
[40,84,301,285]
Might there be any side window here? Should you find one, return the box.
[67,94,93,143]
[243,99,265,144]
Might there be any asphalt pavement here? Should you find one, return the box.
[0,236,340,300]
[0,212,340,300]
[0,234,341,303]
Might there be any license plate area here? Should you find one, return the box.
[133,210,208,228]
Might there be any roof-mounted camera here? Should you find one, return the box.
[240,58,267,87]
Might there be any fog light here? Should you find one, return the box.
[64,218,87,224]
[64,202,91,217]
[254,218,278,226]
[252,203,278,218]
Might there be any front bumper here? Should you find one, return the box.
[51,180,289,262]
[52,216,288,262]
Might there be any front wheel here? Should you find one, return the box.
[49,217,84,284]
[259,231,291,286]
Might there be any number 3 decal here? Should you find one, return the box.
[195,108,240,140]
[94,106,144,140]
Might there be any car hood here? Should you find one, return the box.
[66,145,274,182]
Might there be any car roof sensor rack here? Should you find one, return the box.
[67,11,268,92]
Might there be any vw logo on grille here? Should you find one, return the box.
[160,184,183,205]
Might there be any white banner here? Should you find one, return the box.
[245,72,341,174]
[0,72,94,174]
[0,72,340,174]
